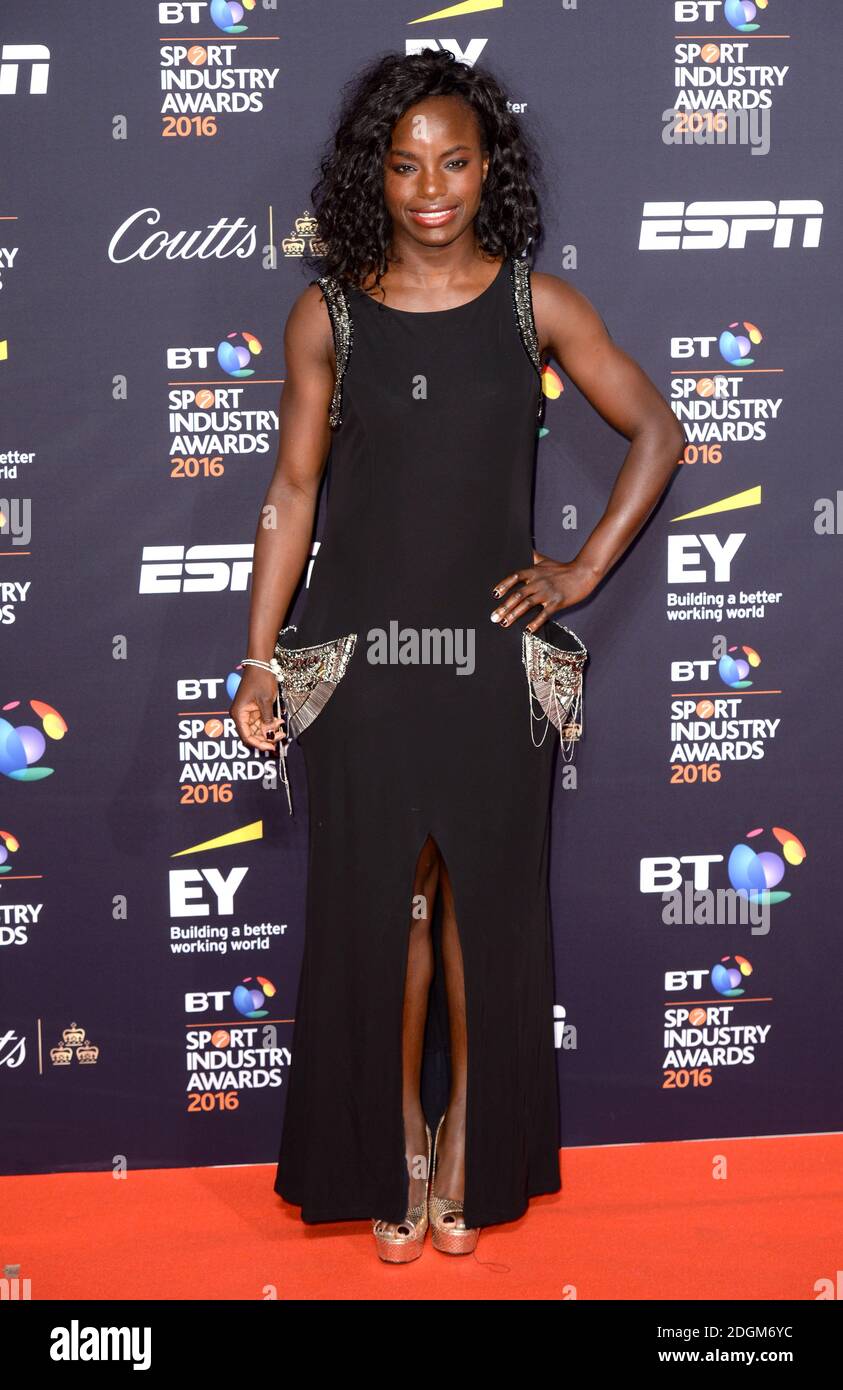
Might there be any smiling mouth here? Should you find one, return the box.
[407,206,459,226]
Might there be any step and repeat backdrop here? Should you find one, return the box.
[2,1,841,1180]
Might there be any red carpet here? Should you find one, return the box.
[3,1133,840,1301]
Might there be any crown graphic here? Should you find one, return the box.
[51,1022,99,1066]
[294,211,317,236]
[282,235,306,257]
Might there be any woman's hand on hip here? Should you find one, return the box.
[490,551,599,633]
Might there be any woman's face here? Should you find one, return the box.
[383,94,489,250]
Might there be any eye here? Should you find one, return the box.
[388,158,469,175]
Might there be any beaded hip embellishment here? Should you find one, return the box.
[266,626,357,813]
[522,622,588,761]
[273,626,357,738]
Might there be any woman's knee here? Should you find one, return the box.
[412,833,441,892]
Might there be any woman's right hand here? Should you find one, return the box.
[230,666,285,753]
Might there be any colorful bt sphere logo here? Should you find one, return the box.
[728,826,806,905]
[724,0,767,34]
[0,699,68,781]
[210,0,255,36]
[711,954,752,998]
[226,666,245,702]
[719,644,761,689]
[0,828,20,873]
[232,977,276,1019]
[217,331,262,378]
[719,321,762,366]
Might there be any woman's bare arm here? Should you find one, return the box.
[231,283,336,751]
[491,273,686,630]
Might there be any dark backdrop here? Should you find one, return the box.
[2,0,840,1176]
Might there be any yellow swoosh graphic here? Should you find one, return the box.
[671,485,762,521]
[171,820,264,856]
[409,0,503,24]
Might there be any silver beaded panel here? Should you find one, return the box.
[522,625,587,691]
[314,275,353,427]
[273,626,358,692]
[510,256,544,420]
[522,626,587,742]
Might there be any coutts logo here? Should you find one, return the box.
[108,208,257,263]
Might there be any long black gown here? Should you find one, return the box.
[272,254,563,1229]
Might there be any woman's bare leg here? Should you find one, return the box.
[430,852,468,1202]
[377,833,439,1233]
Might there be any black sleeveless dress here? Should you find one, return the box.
[272,255,563,1229]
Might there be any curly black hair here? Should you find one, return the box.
[306,49,544,289]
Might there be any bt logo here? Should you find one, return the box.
[159,1,256,35]
[185,977,277,1018]
[674,0,768,32]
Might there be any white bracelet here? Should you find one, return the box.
[241,656,282,677]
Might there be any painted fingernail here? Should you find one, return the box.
[490,612,500,623]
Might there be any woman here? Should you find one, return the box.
[231,49,684,1262]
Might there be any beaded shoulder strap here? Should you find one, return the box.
[509,256,544,419]
[312,274,353,427]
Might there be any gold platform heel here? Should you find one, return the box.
[429,1112,480,1255]
[372,1122,432,1263]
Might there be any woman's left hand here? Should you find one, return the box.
[491,550,599,632]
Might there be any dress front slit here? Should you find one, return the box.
[272,256,563,1229]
